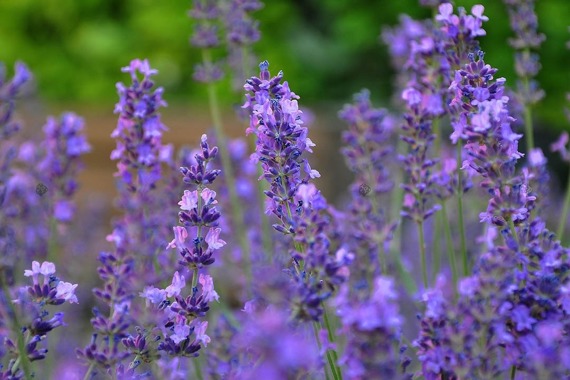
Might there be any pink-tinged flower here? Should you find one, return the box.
[528,148,547,167]
[24,261,56,285]
[199,274,219,302]
[55,281,79,304]
[167,226,188,249]
[303,159,320,179]
[165,272,186,297]
[297,183,318,209]
[435,3,453,22]
[140,286,167,306]
[402,87,422,106]
[179,189,199,210]
[200,188,218,204]
[193,321,211,347]
[171,323,191,344]
[205,227,226,250]
[551,132,569,161]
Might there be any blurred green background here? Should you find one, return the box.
[0,0,569,129]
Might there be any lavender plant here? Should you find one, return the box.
[4,1,570,379]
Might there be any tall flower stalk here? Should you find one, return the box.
[243,61,347,379]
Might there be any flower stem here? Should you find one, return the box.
[522,49,535,152]
[83,363,96,380]
[557,167,570,241]
[312,321,340,380]
[323,308,342,379]
[456,140,468,276]
[201,49,252,290]
[418,220,428,289]
[193,356,204,380]
[441,201,458,293]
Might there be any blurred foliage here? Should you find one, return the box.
[0,0,569,130]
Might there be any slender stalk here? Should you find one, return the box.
[83,363,96,380]
[323,308,342,380]
[557,167,570,241]
[193,356,205,380]
[432,211,442,281]
[441,201,458,294]
[510,365,517,380]
[390,138,417,295]
[201,49,252,288]
[522,48,535,152]
[1,277,33,380]
[312,321,339,380]
[418,220,428,289]
[456,140,468,276]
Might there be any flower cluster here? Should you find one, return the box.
[2,261,77,378]
[137,134,222,362]
[244,61,347,321]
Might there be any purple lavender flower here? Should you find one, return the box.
[233,306,320,379]
[243,61,348,321]
[2,261,77,376]
[172,134,223,269]
[0,62,31,139]
[38,113,91,223]
[335,276,410,379]
[131,134,222,369]
[338,89,397,277]
[78,59,171,378]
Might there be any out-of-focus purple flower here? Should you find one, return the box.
[234,307,320,379]
[338,89,397,278]
[38,112,90,223]
[0,61,31,139]
[335,276,410,379]
[551,132,570,162]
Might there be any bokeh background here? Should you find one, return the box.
[1,0,569,204]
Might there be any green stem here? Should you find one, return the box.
[557,167,570,241]
[521,48,534,152]
[441,201,458,295]
[323,308,342,379]
[418,220,428,289]
[312,321,339,380]
[256,158,273,260]
[390,138,417,295]
[83,363,96,380]
[456,140,468,276]
[1,277,33,380]
[510,365,517,380]
[201,49,252,289]
[432,210,442,282]
[193,356,204,380]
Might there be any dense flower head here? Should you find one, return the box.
[244,61,347,322]
[2,261,77,370]
[243,61,316,227]
[140,271,218,358]
[435,3,487,68]
[112,58,168,192]
[172,135,223,269]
